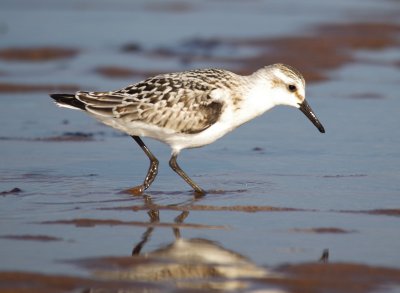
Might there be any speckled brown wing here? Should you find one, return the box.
[76,72,227,134]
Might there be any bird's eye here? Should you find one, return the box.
[288,84,297,92]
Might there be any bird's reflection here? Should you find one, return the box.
[95,195,270,290]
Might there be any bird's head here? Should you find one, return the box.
[264,63,325,133]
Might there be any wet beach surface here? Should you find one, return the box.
[1,0,400,292]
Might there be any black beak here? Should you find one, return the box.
[299,100,325,133]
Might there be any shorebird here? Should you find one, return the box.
[50,63,325,195]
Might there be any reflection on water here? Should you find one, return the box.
[319,249,329,263]
[89,195,271,291]
[79,195,342,292]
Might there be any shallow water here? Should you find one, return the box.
[1,0,400,292]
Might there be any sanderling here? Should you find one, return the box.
[50,63,325,195]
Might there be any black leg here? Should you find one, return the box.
[132,196,159,255]
[319,249,329,263]
[169,153,205,195]
[173,211,189,239]
[129,136,159,194]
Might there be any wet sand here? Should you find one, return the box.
[1,262,400,293]
[1,0,400,292]
[0,47,78,62]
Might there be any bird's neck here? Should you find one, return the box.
[240,75,276,116]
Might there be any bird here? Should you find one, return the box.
[50,63,325,195]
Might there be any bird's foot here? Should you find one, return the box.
[193,189,206,198]
[122,185,145,196]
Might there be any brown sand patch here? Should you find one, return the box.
[147,188,248,195]
[178,205,303,213]
[148,22,399,83]
[290,227,355,234]
[0,82,79,93]
[231,22,400,82]
[366,209,400,216]
[1,263,399,293]
[0,235,62,242]
[343,209,400,217]
[100,204,307,213]
[0,47,79,62]
[0,271,159,293]
[268,262,400,293]
[360,209,400,217]
[0,187,22,196]
[95,66,138,79]
[39,218,226,229]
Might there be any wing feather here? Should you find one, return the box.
[74,69,232,133]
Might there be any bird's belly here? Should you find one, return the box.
[164,122,233,153]
[97,116,233,153]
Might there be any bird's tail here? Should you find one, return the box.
[49,93,85,110]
